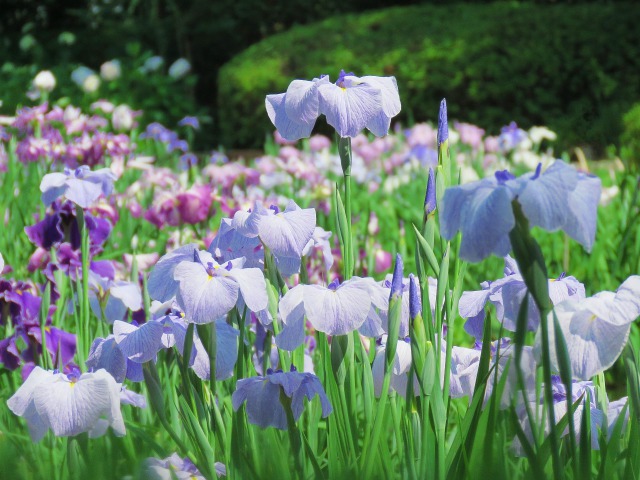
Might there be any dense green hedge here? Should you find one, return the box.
[218,3,640,150]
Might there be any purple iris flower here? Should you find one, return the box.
[169,250,267,324]
[110,303,239,381]
[231,200,316,277]
[266,70,401,140]
[145,453,226,479]
[208,218,264,269]
[440,161,602,262]
[498,122,528,152]
[178,116,200,130]
[276,276,388,350]
[86,335,143,383]
[513,376,602,455]
[40,166,115,209]
[232,366,332,430]
[538,275,640,380]
[459,255,585,337]
[7,367,126,441]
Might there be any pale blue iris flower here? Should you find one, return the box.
[232,366,332,430]
[110,302,239,381]
[40,166,116,208]
[231,200,316,277]
[440,161,602,262]
[459,256,585,338]
[148,248,267,324]
[7,367,125,441]
[266,70,401,140]
[276,277,389,350]
[537,275,640,380]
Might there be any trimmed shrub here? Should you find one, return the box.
[218,3,640,150]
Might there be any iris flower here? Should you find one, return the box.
[40,166,115,209]
[537,275,640,380]
[276,276,388,350]
[144,453,226,479]
[266,70,401,141]
[231,200,316,276]
[459,255,585,338]
[440,161,601,262]
[232,366,332,430]
[7,367,125,441]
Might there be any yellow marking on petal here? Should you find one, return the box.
[589,314,597,323]
[70,383,75,388]
[207,275,213,282]
[44,326,51,333]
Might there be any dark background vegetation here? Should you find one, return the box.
[1,0,639,155]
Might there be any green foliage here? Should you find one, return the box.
[621,102,640,169]
[218,3,640,149]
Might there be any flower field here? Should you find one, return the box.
[0,70,639,479]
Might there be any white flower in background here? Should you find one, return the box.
[0,251,4,274]
[82,75,101,93]
[33,71,56,92]
[600,185,620,206]
[100,60,122,81]
[529,126,557,144]
[112,105,135,131]
[168,58,191,79]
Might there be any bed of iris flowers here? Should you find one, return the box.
[1,69,640,480]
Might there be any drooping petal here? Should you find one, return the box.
[303,281,372,335]
[174,262,239,323]
[113,320,164,363]
[232,377,288,430]
[276,286,306,351]
[318,82,382,138]
[86,336,127,383]
[110,281,142,312]
[64,178,104,208]
[441,179,515,262]
[284,79,323,125]
[564,173,601,251]
[226,267,268,313]
[147,243,199,302]
[266,93,316,142]
[516,161,577,232]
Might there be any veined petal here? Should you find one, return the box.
[110,281,142,311]
[33,369,124,437]
[459,289,491,319]
[266,93,315,142]
[303,281,371,335]
[564,173,601,251]
[258,202,316,258]
[517,162,577,232]
[148,243,199,302]
[318,83,382,138]
[276,285,306,351]
[284,79,322,125]
[174,262,238,323]
[86,336,127,383]
[360,76,401,117]
[227,267,267,313]
[64,178,104,208]
[113,320,164,363]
